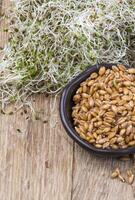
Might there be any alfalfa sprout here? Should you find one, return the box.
[0,0,134,107]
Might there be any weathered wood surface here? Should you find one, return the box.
[0,1,135,200]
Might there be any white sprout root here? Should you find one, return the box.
[0,0,135,107]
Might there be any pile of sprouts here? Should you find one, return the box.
[0,0,135,107]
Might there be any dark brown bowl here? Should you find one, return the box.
[60,63,135,156]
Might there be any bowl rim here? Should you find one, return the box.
[60,63,135,156]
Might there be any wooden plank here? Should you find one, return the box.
[26,96,73,200]
[20,95,74,200]
[0,0,9,48]
[72,144,135,200]
[0,95,74,200]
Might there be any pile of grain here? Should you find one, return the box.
[72,65,135,149]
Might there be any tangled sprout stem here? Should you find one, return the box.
[0,0,135,107]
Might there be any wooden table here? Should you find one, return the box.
[0,1,135,199]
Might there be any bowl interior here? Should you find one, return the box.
[60,63,135,156]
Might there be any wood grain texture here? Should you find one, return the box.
[72,145,135,200]
[0,95,73,200]
[0,1,135,200]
